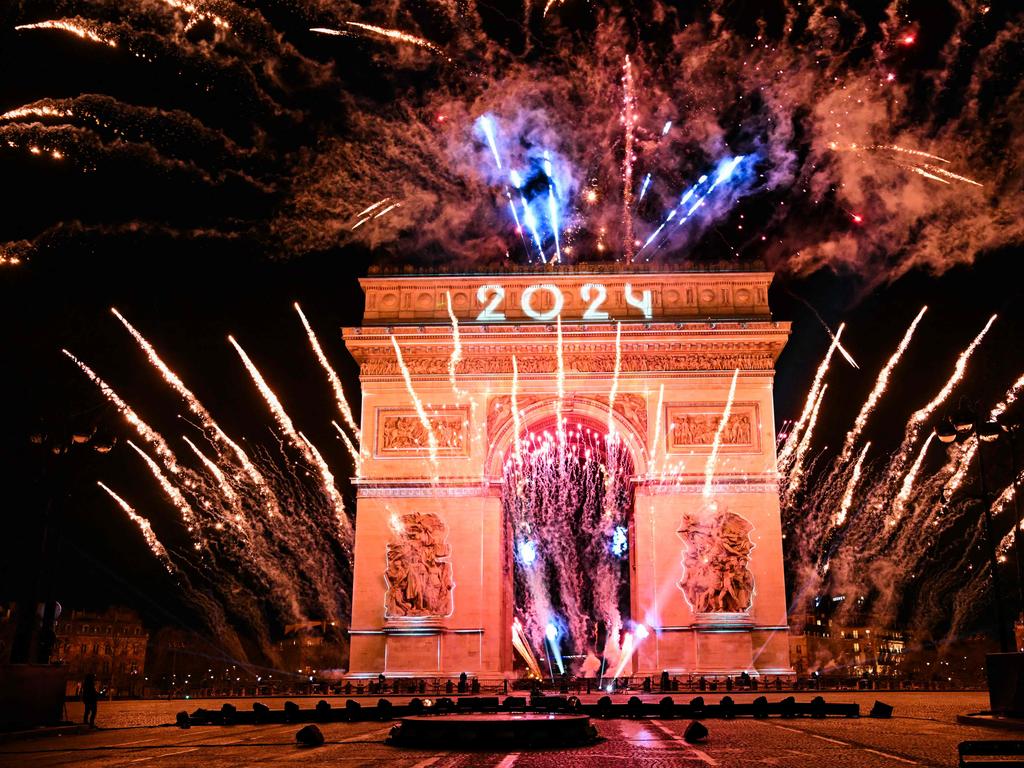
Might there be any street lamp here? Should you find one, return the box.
[936,403,1019,653]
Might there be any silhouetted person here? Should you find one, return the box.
[458,672,467,693]
[82,674,98,727]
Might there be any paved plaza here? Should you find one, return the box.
[0,691,1014,767]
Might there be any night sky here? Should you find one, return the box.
[2,0,1022,652]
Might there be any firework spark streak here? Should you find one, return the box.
[836,442,870,527]
[97,482,176,572]
[182,435,237,504]
[228,335,349,531]
[294,302,360,443]
[111,308,273,505]
[126,440,200,537]
[555,316,565,445]
[892,430,936,522]
[511,354,523,467]
[1,105,72,121]
[356,198,391,218]
[446,291,464,398]
[649,383,665,478]
[704,369,740,499]
[333,421,361,475]
[62,349,182,476]
[15,19,117,47]
[310,24,449,60]
[621,56,638,262]
[786,383,828,499]
[839,307,927,464]
[608,321,622,435]
[390,335,439,469]
[777,324,845,470]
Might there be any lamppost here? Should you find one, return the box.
[11,415,115,665]
[936,403,1014,653]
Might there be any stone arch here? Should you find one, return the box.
[484,394,649,481]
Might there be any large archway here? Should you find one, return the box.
[342,267,793,678]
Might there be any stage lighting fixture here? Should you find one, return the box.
[683,720,709,743]
[295,724,324,747]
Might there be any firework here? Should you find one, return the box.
[621,56,638,262]
[511,618,543,679]
[183,435,237,504]
[836,442,870,527]
[555,316,565,445]
[97,482,177,573]
[475,114,502,170]
[445,291,464,399]
[777,324,845,470]
[511,355,523,466]
[892,430,936,522]
[704,369,740,499]
[111,308,274,508]
[608,321,622,435]
[839,307,927,464]
[15,19,117,47]
[649,384,665,478]
[294,302,361,444]
[126,440,199,537]
[390,335,439,470]
[333,421,362,476]
[0,104,72,121]
[310,23,449,61]
[785,383,828,499]
[63,349,183,476]
[228,335,349,531]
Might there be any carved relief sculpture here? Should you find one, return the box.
[385,512,454,618]
[667,404,759,453]
[377,409,469,456]
[677,505,755,613]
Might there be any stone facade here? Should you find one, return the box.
[54,607,148,697]
[343,266,792,678]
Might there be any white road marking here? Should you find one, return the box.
[127,747,198,763]
[117,737,157,746]
[863,748,918,764]
[495,753,519,768]
[647,720,718,765]
[808,734,849,746]
[336,726,393,742]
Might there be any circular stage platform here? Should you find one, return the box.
[389,713,597,748]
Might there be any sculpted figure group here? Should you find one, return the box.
[385,512,454,618]
[677,506,755,614]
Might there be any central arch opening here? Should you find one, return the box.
[501,416,636,680]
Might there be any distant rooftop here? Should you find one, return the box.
[366,259,768,277]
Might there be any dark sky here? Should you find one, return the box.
[2,0,1023,641]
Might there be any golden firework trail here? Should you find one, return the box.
[299,432,351,535]
[390,335,439,469]
[649,383,665,478]
[608,321,622,435]
[512,355,523,467]
[111,309,274,510]
[911,315,996,426]
[126,440,199,537]
[182,435,237,504]
[310,24,449,60]
[911,166,950,184]
[97,482,176,573]
[888,315,995,489]
[893,430,936,521]
[704,369,740,499]
[839,306,927,464]
[621,56,638,262]
[293,303,361,443]
[356,197,391,218]
[787,383,828,498]
[512,618,544,679]
[333,421,361,476]
[920,164,982,187]
[62,349,182,476]
[0,104,72,121]
[836,442,870,527]
[555,316,565,446]
[15,19,117,47]
[446,291,465,399]
[989,371,1024,420]
[228,335,348,527]
[778,324,844,470]
[159,0,230,30]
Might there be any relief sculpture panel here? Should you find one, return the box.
[677,505,755,614]
[385,512,454,619]
[666,403,759,454]
[376,408,469,456]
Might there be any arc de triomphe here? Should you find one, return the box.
[342,265,792,678]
